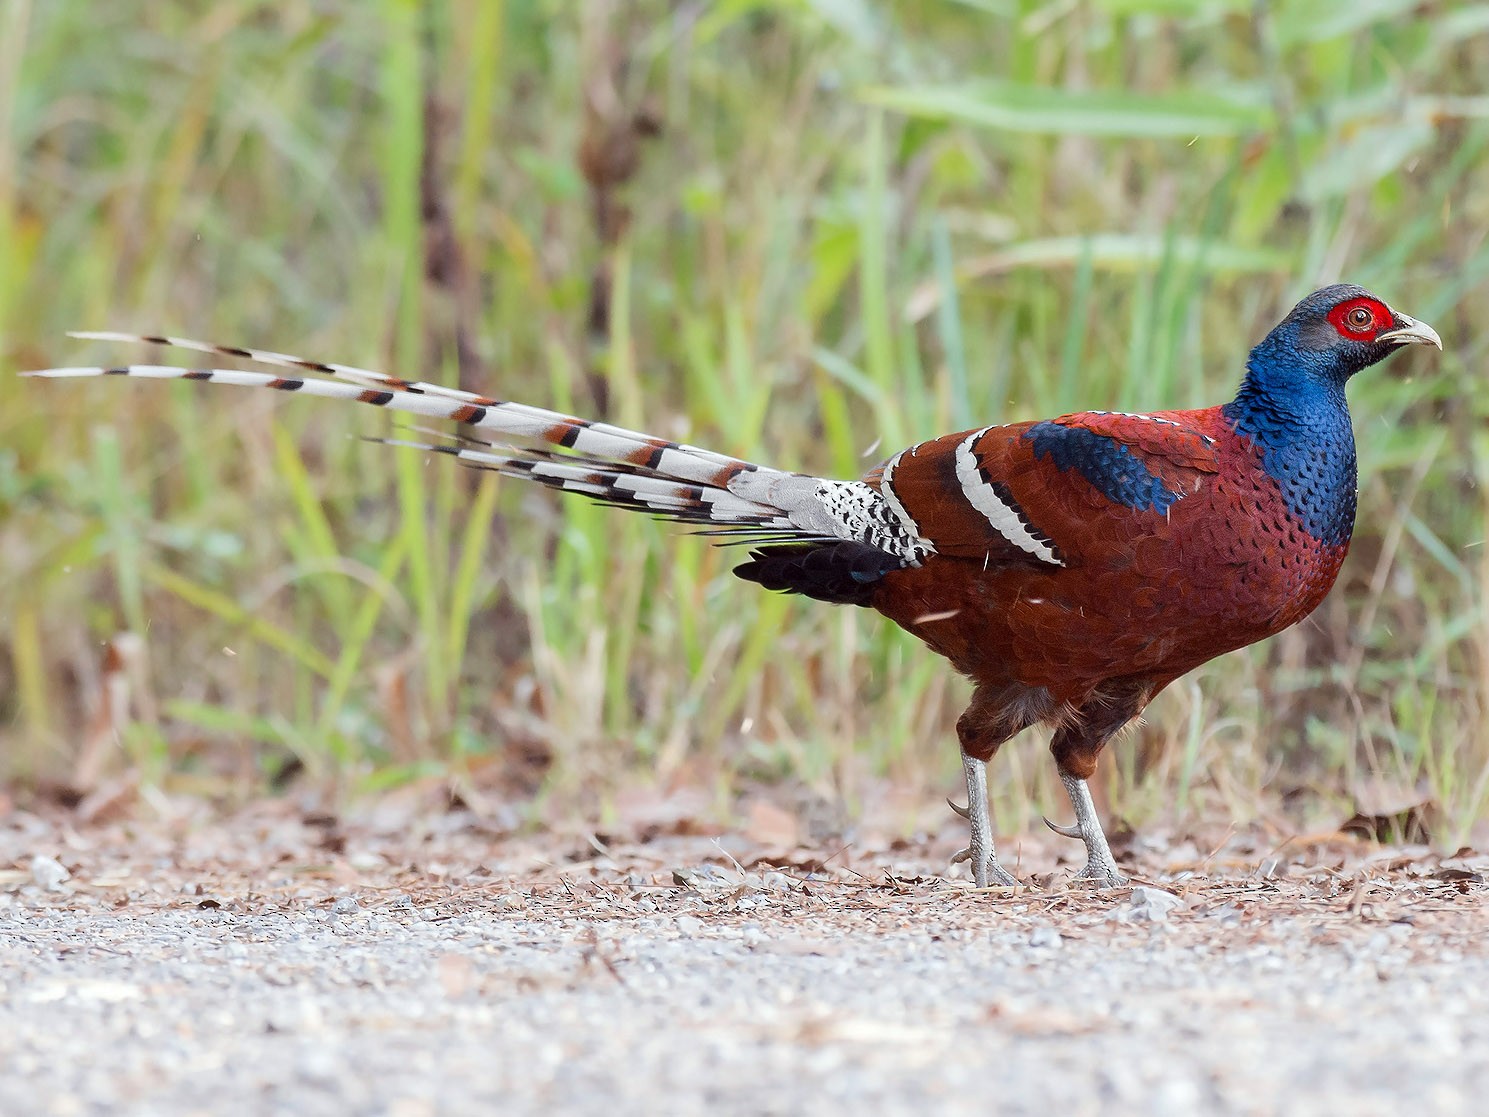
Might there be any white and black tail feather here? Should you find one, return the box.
[29,334,936,604]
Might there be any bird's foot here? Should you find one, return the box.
[1046,816,1124,886]
[950,842,1021,888]
[1048,774,1126,888]
[1070,856,1126,889]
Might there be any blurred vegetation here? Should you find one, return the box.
[1,0,1486,841]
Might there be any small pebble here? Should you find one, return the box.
[29,856,70,892]
[1127,886,1183,922]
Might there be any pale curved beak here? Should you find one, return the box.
[1378,314,1443,350]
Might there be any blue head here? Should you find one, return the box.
[1238,284,1440,401]
[1224,285,1441,546]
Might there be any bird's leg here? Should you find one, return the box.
[1045,683,1156,887]
[1045,772,1124,887]
[949,753,1020,887]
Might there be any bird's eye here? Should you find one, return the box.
[1347,306,1373,330]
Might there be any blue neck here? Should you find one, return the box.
[1221,334,1357,548]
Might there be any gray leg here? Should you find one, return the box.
[1044,772,1124,887]
[949,754,1020,887]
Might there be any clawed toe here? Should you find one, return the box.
[1072,861,1126,888]
[983,862,1021,888]
[948,847,1021,888]
[954,856,1020,888]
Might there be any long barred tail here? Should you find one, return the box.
[27,334,932,601]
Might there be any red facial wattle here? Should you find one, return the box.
[1326,296,1392,342]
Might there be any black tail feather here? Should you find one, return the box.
[733,541,904,606]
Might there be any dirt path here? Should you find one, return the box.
[2,804,1486,1116]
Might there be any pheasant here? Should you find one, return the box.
[28,284,1441,887]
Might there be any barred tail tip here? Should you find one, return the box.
[25,341,931,569]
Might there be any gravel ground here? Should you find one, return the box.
[2,802,1486,1116]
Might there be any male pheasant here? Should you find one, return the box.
[29,284,1441,886]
